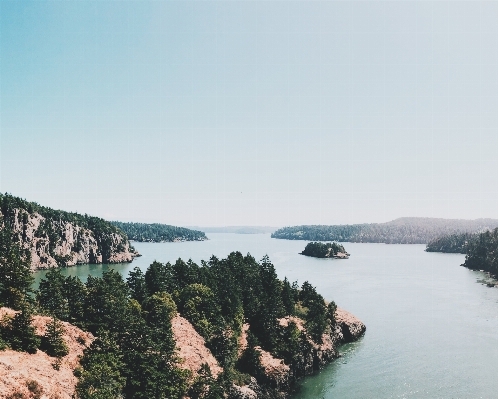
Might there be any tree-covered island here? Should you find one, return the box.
[301,242,349,259]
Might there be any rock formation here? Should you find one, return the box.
[0,193,139,270]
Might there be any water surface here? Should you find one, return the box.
[33,233,498,398]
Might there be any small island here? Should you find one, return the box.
[301,241,349,259]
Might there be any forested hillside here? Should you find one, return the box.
[272,218,498,244]
[0,193,137,269]
[426,233,477,254]
[463,228,498,274]
[111,221,207,242]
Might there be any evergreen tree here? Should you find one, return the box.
[63,276,86,325]
[281,278,297,316]
[144,261,173,295]
[127,267,148,304]
[37,268,68,319]
[172,258,200,290]
[128,292,188,399]
[300,282,328,344]
[0,223,33,309]
[178,284,222,340]
[84,270,130,334]
[40,317,69,358]
[75,331,125,399]
[6,303,40,354]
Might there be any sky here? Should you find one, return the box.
[1,1,498,227]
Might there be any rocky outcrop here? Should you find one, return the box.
[0,308,93,399]
[333,307,366,344]
[7,208,138,270]
[232,309,365,399]
[171,314,222,378]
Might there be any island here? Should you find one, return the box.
[272,217,498,244]
[301,241,349,259]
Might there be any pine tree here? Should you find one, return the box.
[144,261,173,295]
[75,331,126,399]
[63,276,86,326]
[0,222,34,310]
[126,267,148,304]
[37,268,68,320]
[40,317,69,358]
[6,304,40,354]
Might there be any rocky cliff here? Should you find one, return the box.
[0,194,138,270]
[232,308,365,399]
[154,308,365,399]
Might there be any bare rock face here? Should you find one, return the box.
[171,314,222,378]
[9,208,138,270]
[333,307,366,344]
[0,308,93,399]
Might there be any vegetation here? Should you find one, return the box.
[463,228,498,275]
[301,242,347,258]
[0,219,34,309]
[111,221,207,242]
[1,205,339,397]
[272,217,498,244]
[426,233,477,254]
[0,193,133,266]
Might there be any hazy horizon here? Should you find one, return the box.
[2,1,498,227]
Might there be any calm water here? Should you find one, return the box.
[33,234,498,398]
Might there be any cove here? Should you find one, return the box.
[33,233,498,398]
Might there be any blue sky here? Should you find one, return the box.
[1,1,498,227]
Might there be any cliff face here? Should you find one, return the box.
[8,208,138,270]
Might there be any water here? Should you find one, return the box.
[33,234,498,398]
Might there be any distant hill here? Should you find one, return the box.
[190,226,277,234]
[272,218,498,244]
[111,221,207,242]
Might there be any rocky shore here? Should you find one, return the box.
[178,307,365,399]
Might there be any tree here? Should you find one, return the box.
[40,317,69,358]
[75,331,126,399]
[0,223,33,309]
[172,258,199,290]
[249,255,284,352]
[281,278,297,316]
[300,282,328,344]
[63,276,86,325]
[127,267,148,304]
[144,261,173,295]
[6,304,40,354]
[37,268,68,320]
[84,270,130,334]
[178,284,222,340]
[127,292,188,399]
